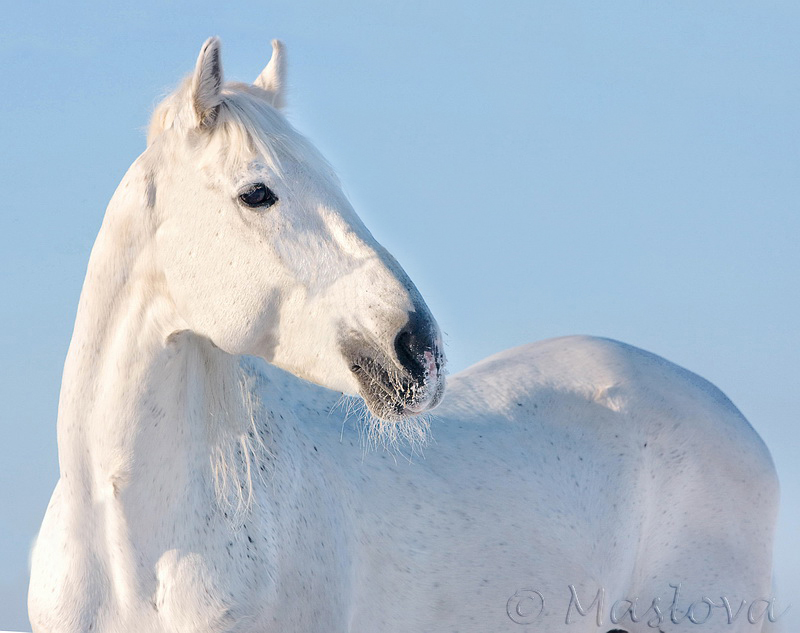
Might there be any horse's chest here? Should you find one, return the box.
[150,537,273,631]
[149,457,351,632]
[101,473,278,631]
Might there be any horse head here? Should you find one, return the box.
[144,38,445,420]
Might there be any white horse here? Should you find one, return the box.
[29,39,780,633]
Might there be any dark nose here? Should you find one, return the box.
[393,312,439,382]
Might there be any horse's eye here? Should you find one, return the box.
[239,183,278,209]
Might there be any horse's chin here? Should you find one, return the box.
[360,377,445,422]
[347,356,444,422]
[351,370,444,451]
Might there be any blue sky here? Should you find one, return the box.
[1,1,798,629]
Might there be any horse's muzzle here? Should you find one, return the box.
[342,312,446,420]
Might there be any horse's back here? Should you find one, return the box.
[442,335,775,484]
[428,335,779,631]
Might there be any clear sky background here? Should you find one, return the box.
[1,1,797,630]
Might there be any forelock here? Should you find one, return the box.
[148,80,338,187]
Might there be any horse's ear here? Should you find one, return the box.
[190,37,224,128]
[254,40,286,109]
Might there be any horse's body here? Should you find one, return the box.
[29,39,778,633]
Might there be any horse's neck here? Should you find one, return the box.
[57,161,261,513]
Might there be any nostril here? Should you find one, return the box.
[394,311,443,387]
[394,327,427,382]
